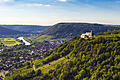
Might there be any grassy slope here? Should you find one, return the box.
[37,57,67,74]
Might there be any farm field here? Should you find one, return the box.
[25,35,66,43]
[0,38,22,47]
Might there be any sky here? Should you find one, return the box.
[0,0,120,25]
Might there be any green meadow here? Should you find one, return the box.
[0,38,22,47]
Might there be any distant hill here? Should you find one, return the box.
[0,26,24,35]
[1,25,50,33]
[5,31,120,80]
[41,23,120,38]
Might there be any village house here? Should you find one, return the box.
[81,31,93,38]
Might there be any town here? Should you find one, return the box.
[0,40,65,77]
[0,31,92,78]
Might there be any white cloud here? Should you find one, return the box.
[58,0,67,2]
[0,0,14,3]
[23,3,51,7]
[26,4,43,7]
[43,4,51,7]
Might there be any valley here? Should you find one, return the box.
[0,0,120,79]
[0,23,120,80]
[3,30,120,80]
[0,36,65,80]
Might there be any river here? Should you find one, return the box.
[17,37,31,45]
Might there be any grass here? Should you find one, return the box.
[0,38,22,47]
[97,34,120,38]
[33,35,55,42]
[37,57,68,74]
[26,35,67,43]
[5,56,68,80]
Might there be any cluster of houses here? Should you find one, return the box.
[32,40,66,55]
[0,40,65,74]
[0,54,33,71]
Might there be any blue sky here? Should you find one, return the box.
[0,0,120,25]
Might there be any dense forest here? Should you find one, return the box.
[4,30,120,80]
[42,23,120,38]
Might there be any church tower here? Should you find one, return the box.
[90,30,93,36]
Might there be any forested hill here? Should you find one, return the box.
[1,25,49,33]
[41,23,120,38]
[0,26,24,35]
[5,30,120,80]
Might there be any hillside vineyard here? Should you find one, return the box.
[4,30,120,80]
